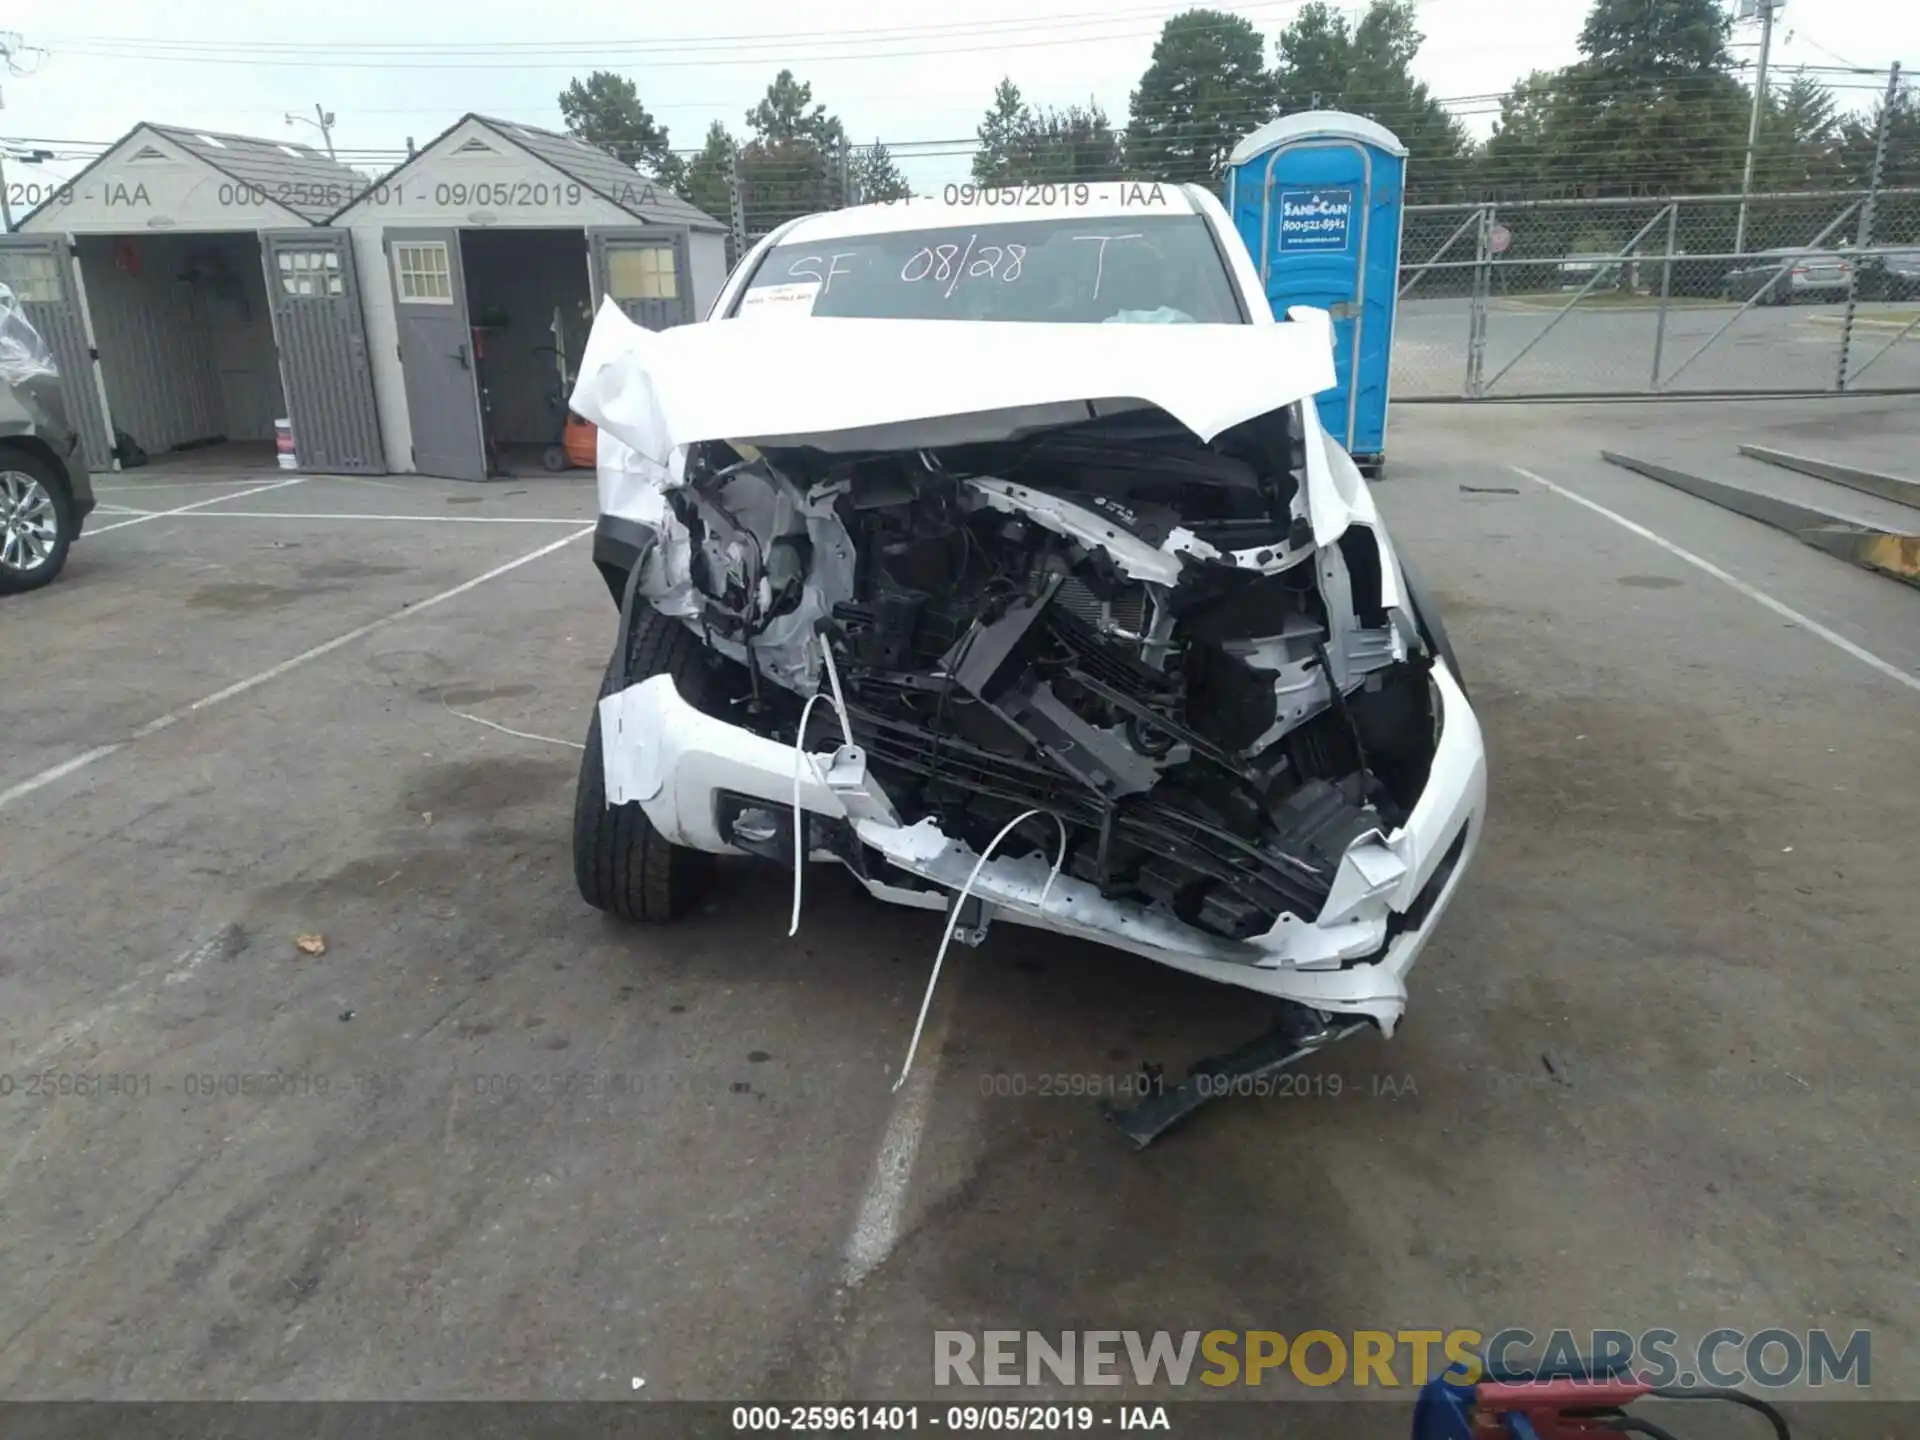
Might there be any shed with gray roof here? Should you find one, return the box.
[330,113,729,479]
[1,122,385,473]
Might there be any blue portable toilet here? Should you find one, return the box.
[1224,111,1408,476]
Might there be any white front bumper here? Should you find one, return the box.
[598,662,1486,1034]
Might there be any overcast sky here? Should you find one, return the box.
[3,0,1912,192]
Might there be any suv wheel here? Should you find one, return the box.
[573,604,737,922]
[0,451,75,595]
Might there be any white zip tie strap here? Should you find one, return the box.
[788,648,852,938]
[892,808,1067,1092]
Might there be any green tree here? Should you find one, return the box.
[1481,69,1566,194]
[1126,9,1275,184]
[850,139,912,202]
[972,87,1124,184]
[558,71,683,187]
[738,70,850,235]
[972,79,1030,183]
[1578,0,1730,79]
[681,119,737,231]
[1470,0,1764,200]
[1272,2,1473,199]
[1836,91,1920,193]
[1751,74,1844,191]
[746,68,847,148]
[1556,0,1747,194]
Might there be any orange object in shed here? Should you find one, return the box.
[563,412,597,469]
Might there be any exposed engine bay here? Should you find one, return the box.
[642,403,1442,945]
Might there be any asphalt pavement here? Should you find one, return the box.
[0,403,1914,1422]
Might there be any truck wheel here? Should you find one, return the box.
[0,450,76,595]
[1397,555,1467,700]
[572,605,726,922]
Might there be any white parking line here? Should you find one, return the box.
[82,477,307,538]
[842,1000,949,1291]
[1513,464,1920,697]
[0,525,595,813]
[92,479,300,493]
[145,511,592,525]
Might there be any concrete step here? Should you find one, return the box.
[1738,444,1920,513]
[1600,450,1919,589]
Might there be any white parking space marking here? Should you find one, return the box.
[92,479,299,493]
[0,526,595,814]
[0,745,124,812]
[1514,464,1920,697]
[151,511,592,526]
[842,1001,949,1290]
[81,477,306,538]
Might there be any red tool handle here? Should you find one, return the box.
[1472,1377,1655,1438]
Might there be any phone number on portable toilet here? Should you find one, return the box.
[1278,188,1354,251]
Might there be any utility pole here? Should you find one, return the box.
[0,31,40,232]
[1733,0,1781,257]
[286,103,338,160]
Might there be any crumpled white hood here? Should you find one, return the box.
[569,296,1339,468]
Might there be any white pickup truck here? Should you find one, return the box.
[565,182,1488,1141]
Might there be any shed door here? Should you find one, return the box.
[0,235,115,473]
[589,228,694,331]
[1261,143,1371,451]
[384,228,485,481]
[261,231,385,474]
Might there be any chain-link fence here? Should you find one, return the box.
[1392,186,1920,398]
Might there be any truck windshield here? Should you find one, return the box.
[733,215,1245,325]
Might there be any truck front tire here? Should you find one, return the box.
[572,605,721,922]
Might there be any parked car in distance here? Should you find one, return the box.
[1557,254,1623,290]
[0,284,94,594]
[1720,249,1852,305]
[1856,248,1920,302]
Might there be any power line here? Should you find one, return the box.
[48,5,1314,70]
[1785,27,1863,71]
[44,1,1313,55]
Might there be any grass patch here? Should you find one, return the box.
[1497,291,1734,310]
[1803,308,1920,330]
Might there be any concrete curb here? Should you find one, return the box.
[1738,445,1920,512]
[1600,450,1920,590]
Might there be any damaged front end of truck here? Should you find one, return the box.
[574,306,1485,1143]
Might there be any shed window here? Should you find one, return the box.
[277,247,345,297]
[392,242,453,303]
[0,251,65,304]
[607,244,677,301]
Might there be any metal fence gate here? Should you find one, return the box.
[1391,187,1920,400]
